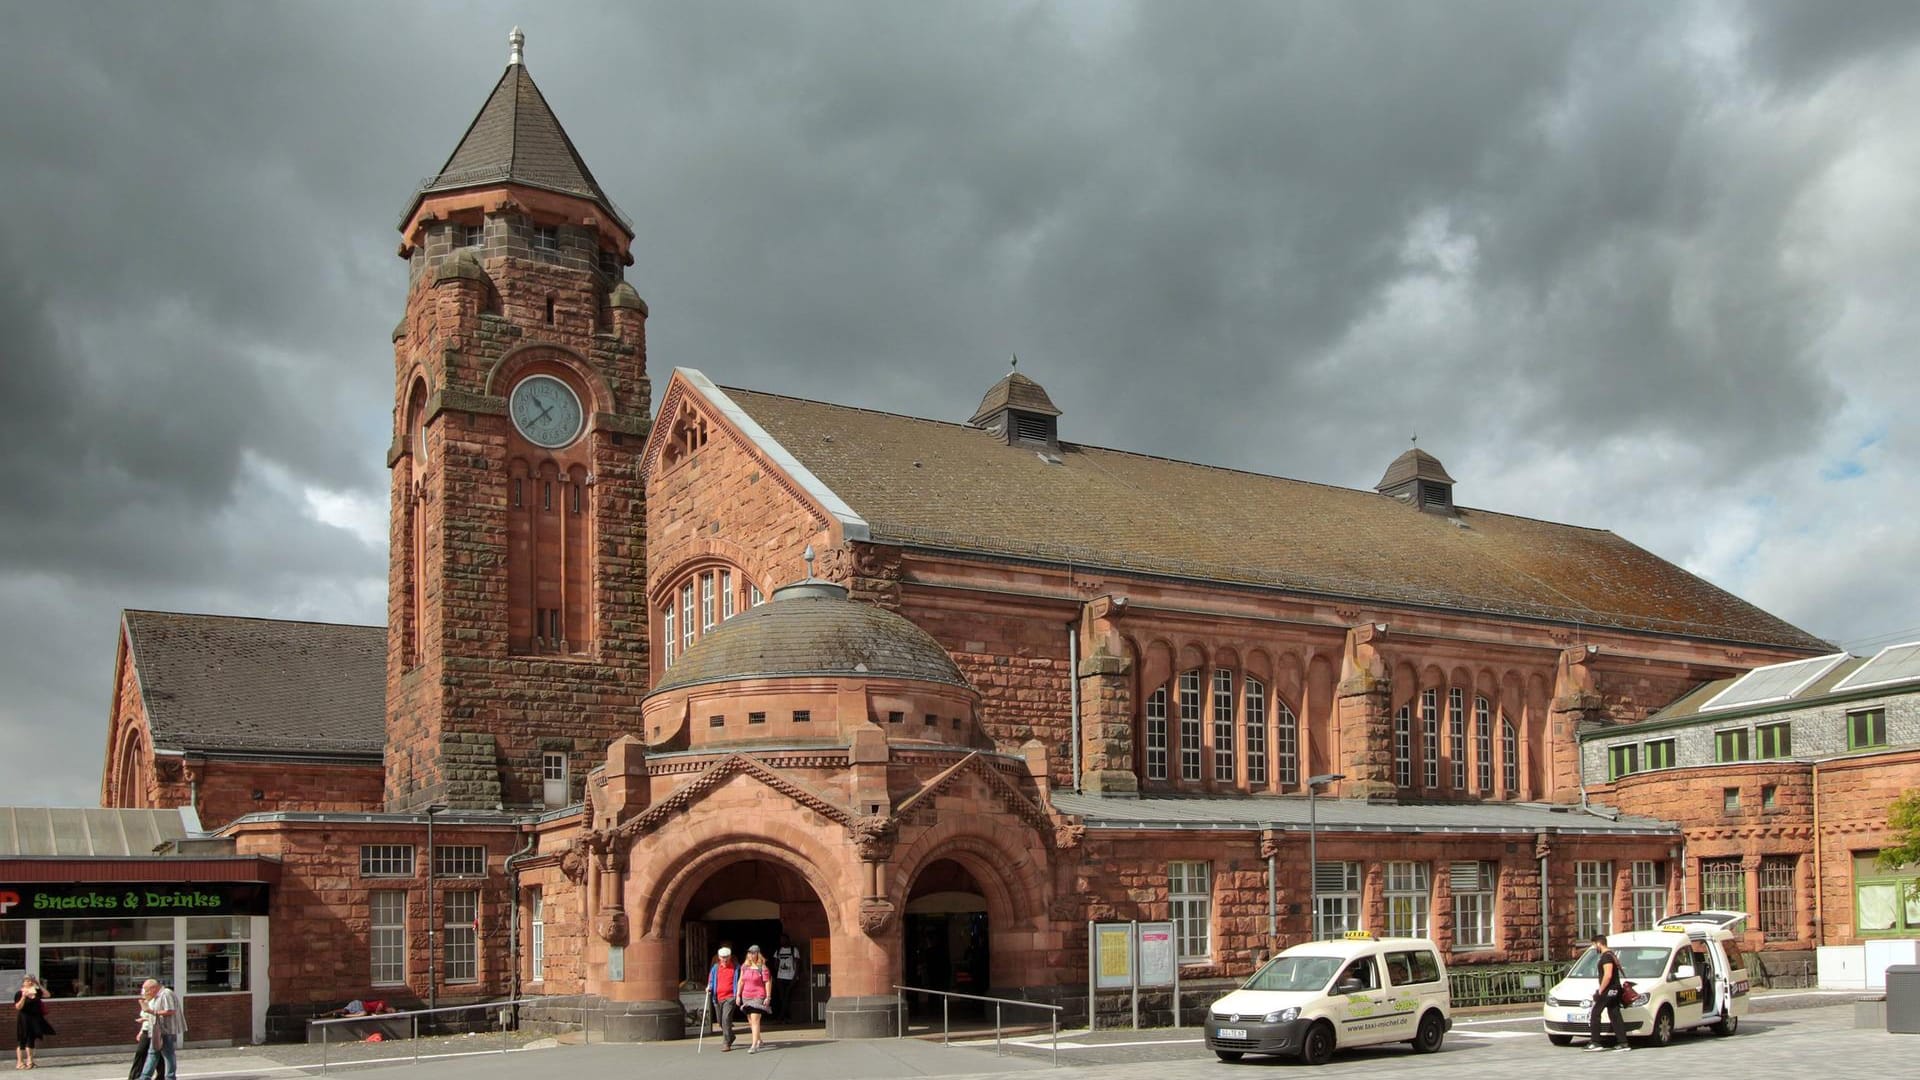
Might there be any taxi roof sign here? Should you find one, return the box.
[1342,930,1375,940]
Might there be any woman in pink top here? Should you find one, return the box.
[735,945,774,1053]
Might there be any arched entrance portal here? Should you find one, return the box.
[680,857,829,1026]
[903,859,989,1019]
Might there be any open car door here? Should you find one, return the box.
[1657,910,1748,931]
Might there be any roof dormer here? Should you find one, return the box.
[968,363,1061,451]
[1376,446,1456,514]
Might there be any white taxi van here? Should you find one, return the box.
[1204,932,1452,1065]
[1540,910,1752,1047]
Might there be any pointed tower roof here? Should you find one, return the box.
[400,30,630,237]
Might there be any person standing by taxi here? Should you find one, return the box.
[1586,934,1629,1052]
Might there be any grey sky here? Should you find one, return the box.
[2,1,1915,805]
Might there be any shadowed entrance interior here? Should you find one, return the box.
[679,857,828,1025]
[903,858,990,1019]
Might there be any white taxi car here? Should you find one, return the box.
[1204,933,1452,1065]
[1540,911,1752,1047]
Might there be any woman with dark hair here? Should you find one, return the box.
[12,974,55,1069]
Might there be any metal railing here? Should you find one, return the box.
[893,984,1061,1065]
[310,996,585,1070]
[1448,962,1570,1008]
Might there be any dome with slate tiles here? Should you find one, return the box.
[642,580,980,751]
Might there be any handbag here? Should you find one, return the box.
[1619,981,1643,1007]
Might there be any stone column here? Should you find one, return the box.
[826,816,904,1037]
[1078,596,1137,794]
[1548,645,1605,801]
[1334,623,1395,800]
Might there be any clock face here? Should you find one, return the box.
[509,375,585,449]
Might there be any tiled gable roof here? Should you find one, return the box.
[405,62,627,231]
[123,611,385,757]
[715,385,1829,652]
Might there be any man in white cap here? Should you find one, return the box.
[705,947,740,1051]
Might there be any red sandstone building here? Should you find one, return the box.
[55,33,1915,1046]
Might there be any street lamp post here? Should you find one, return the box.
[1305,774,1344,940]
[425,803,448,1019]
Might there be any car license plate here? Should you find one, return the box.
[1565,1011,1587,1023]
[1217,1028,1247,1039]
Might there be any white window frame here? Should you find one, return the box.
[1502,719,1519,795]
[542,750,568,808]
[1314,862,1363,940]
[433,845,488,877]
[361,844,415,878]
[680,583,695,653]
[1211,669,1236,783]
[1385,861,1431,938]
[1574,860,1613,940]
[1244,678,1268,787]
[662,602,676,668]
[1630,860,1667,930]
[1451,861,1497,950]
[1144,687,1168,781]
[370,890,407,986]
[721,570,735,620]
[1178,671,1203,781]
[700,572,716,631]
[1421,689,1440,788]
[444,890,479,983]
[1448,688,1467,789]
[529,889,545,982]
[1275,699,1298,788]
[1394,705,1412,788]
[1474,696,1493,793]
[1169,861,1212,961]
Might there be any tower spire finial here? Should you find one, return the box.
[1009,352,1018,370]
[802,545,816,581]
[509,26,525,66]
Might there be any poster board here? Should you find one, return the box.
[1136,921,1175,988]
[1093,923,1134,989]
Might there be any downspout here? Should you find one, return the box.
[1068,619,1082,795]
[505,826,539,1006]
[1538,835,1551,961]
[1811,762,1823,945]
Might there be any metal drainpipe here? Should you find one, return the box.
[505,828,538,1007]
[1538,839,1551,961]
[1068,620,1081,794]
[1266,847,1277,938]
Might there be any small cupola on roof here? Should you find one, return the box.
[1375,445,1456,514]
[968,358,1061,451]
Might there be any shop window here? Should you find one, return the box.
[1700,858,1746,912]
[1848,708,1887,750]
[444,891,479,983]
[0,922,22,985]
[187,917,252,994]
[1451,861,1496,949]
[1169,861,1212,961]
[1385,861,1431,938]
[361,845,415,878]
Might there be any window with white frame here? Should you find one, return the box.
[1244,678,1268,786]
[749,584,765,606]
[1421,689,1440,788]
[1474,697,1493,793]
[1630,861,1667,929]
[371,890,407,985]
[542,751,568,808]
[1502,719,1518,795]
[1574,861,1614,940]
[721,570,735,620]
[679,583,695,653]
[1212,670,1236,782]
[1144,687,1169,781]
[1451,861,1497,949]
[1394,705,1412,788]
[444,890,479,982]
[529,889,545,982]
[1315,862,1363,939]
[1385,861,1431,938]
[700,573,716,630]
[361,844,415,878]
[1178,671,1203,781]
[662,603,676,668]
[1448,689,1467,789]
[1276,699,1299,787]
[1169,861,1211,961]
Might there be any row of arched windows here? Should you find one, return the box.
[1142,669,1301,790]
[1392,688,1520,796]
[657,563,766,669]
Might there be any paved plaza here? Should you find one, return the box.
[24,993,1912,1080]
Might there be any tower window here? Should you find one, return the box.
[545,296,556,324]
[534,226,559,252]
[459,223,483,248]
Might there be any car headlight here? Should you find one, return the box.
[1264,1008,1299,1023]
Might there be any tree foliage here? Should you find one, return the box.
[1880,789,1920,872]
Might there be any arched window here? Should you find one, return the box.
[1177,671,1204,781]
[657,564,760,669]
[1448,688,1467,789]
[1144,686,1169,781]
[1420,689,1440,789]
[1395,704,1413,788]
[1502,717,1519,796]
[1211,670,1236,783]
[1474,696,1493,793]
[1275,696,1299,788]
[1244,678,1267,787]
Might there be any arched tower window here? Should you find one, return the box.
[502,362,594,656]
[656,563,760,670]
[404,379,430,667]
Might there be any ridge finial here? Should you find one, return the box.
[509,27,525,66]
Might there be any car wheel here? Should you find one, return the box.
[1647,1006,1674,1047]
[1547,1033,1574,1047]
[1412,1010,1446,1053]
[1300,1020,1336,1066]
[1712,1014,1738,1037]
[1214,1050,1244,1062]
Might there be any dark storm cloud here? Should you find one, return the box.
[3,0,1918,804]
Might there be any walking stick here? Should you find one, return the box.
[696,991,710,1053]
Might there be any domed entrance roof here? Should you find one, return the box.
[648,581,969,695]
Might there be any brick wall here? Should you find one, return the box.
[191,760,385,831]
[0,992,251,1052]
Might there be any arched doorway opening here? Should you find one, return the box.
[679,857,829,1027]
[903,859,989,1019]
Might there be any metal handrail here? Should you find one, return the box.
[893,984,1060,1066]
[311,995,587,1070]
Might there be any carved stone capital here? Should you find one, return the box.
[847,813,898,862]
[1053,822,1085,850]
[559,840,589,885]
[594,909,629,946]
[857,898,896,936]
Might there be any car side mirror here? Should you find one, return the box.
[1675,965,1695,980]
[1336,979,1364,995]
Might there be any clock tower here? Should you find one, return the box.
[386,29,650,811]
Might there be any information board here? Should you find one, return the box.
[1093,923,1134,989]
[1136,921,1175,988]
